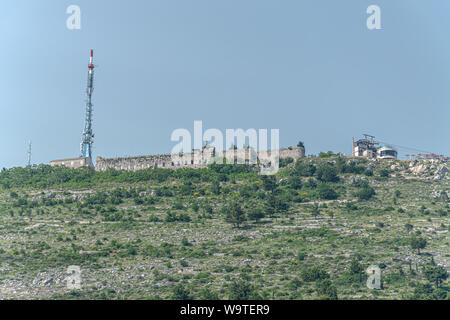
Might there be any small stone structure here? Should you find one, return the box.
[95,146,304,172]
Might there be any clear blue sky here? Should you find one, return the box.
[1,0,449,168]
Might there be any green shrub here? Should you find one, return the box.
[316,163,339,182]
[378,169,390,177]
[301,266,330,282]
[355,186,375,201]
[316,183,338,200]
[294,162,316,177]
[228,278,259,300]
[315,279,338,300]
[171,283,193,300]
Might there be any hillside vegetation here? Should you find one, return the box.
[0,155,448,300]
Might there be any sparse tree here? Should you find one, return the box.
[410,236,427,255]
[349,258,364,282]
[247,207,265,223]
[225,201,246,228]
[405,223,413,233]
[424,265,448,288]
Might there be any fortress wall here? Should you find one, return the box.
[95,154,172,171]
[278,147,305,159]
[256,147,304,160]
[96,151,212,172]
[221,148,258,164]
[95,147,304,172]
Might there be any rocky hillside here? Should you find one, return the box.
[0,156,448,300]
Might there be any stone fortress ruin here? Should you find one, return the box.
[95,146,305,172]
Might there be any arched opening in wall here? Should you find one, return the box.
[162,163,165,167]
[171,162,174,166]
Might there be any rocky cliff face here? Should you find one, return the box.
[408,161,449,181]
